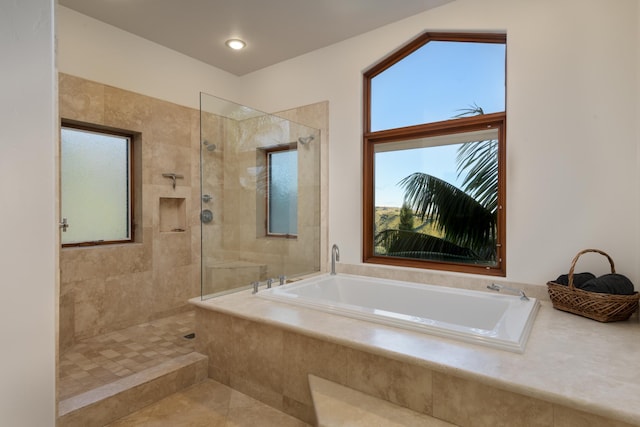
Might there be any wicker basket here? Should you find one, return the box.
[547,249,639,322]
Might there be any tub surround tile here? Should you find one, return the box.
[191,285,640,426]
[229,317,284,393]
[230,392,310,427]
[553,406,638,427]
[194,309,233,385]
[229,375,285,413]
[345,348,433,415]
[282,332,349,406]
[194,309,320,424]
[282,395,316,426]
[310,375,454,427]
[432,372,553,427]
[225,399,311,427]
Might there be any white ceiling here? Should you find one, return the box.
[58,0,453,76]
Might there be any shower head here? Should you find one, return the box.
[298,135,314,145]
[202,140,217,151]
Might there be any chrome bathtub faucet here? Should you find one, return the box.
[331,244,340,275]
[251,281,259,294]
[487,283,529,301]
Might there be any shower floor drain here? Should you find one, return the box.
[183,333,196,340]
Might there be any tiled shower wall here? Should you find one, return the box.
[59,74,329,350]
[59,74,202,350]
[200,107,323,295]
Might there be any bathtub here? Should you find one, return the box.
[257,274,539,353]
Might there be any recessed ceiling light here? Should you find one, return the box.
[225,39,246,50]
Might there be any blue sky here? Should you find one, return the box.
[371,41,505,207]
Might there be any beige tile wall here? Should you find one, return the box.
[59,74,200,348]
[221,115,321,276]
[194,307,638,427]
[200,102,328,296]
[59,74,328,348]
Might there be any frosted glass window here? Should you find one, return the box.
[61,126,131,245]
[267,149,297,236]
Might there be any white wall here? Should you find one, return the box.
[58,0,640,287]
[57,6,238,110]
[0,1,56,425]
[239,0,640,285]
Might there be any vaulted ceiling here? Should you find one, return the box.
[58,0,453,76]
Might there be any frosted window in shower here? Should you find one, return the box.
[61,125,132,246]
[267,148,298,236]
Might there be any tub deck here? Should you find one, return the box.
[191,282,640,426]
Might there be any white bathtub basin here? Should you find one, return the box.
[257,274,539,352]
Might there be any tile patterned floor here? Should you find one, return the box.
[105,379,311,427]
[59,311,196,401]
[60,310,309,426]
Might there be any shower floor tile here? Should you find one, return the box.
[58,311,195,401]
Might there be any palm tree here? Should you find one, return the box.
[375,105,498,264]
[398,202,415,231]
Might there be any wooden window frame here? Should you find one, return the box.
[61,120,135,248]
[264,143,298,239]
[362,32,507,276]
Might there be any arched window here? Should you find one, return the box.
[363,32,506,276]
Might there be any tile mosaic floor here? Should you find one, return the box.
[59,311,196,401]
[60,310,309,426]
[105,379,311,426]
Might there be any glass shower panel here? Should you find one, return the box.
[200,92,321,299]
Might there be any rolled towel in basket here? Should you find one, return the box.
[554,272,596,287]
[580,274,635,295]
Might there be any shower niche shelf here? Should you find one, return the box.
[159,197,186,232]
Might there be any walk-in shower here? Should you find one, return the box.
[199,93,321,298]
